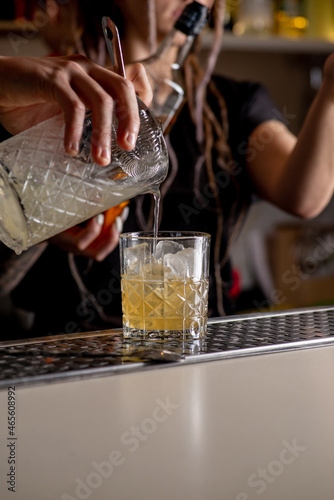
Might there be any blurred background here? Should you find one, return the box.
[1,0,334,314]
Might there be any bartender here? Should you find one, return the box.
[1,0,334,338]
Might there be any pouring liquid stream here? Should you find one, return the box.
[151,187,161,257]
[102,16,163,247]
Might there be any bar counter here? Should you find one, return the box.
[1,305,334,499]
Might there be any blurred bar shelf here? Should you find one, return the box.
[0,19,37,33]
[202,31,334,54]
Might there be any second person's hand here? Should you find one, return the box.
[49,203,129,261]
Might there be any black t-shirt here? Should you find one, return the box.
[2,76,283,337]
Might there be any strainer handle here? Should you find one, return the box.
[102,17,126,78]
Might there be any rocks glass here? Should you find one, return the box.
[120,231,210,339]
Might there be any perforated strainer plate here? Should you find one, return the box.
[1,305,334,388]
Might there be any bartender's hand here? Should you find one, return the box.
[0,55,152,165]
[49,205,129,261]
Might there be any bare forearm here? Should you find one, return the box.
[248,53,334,219]
[277,70,334,218]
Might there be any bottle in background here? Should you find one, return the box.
[139,1,210,135]
[233,0,274,36]
[273,1,308,38]
[305,0,334,40]
[223,0,239,32]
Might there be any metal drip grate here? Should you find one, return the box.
[1,306,334,387]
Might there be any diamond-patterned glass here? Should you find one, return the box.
[0,104,168,253]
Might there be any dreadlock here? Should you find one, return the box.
[183,0,248,315]
[142,0,246,316]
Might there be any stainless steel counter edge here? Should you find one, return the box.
[1,305,334,389]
